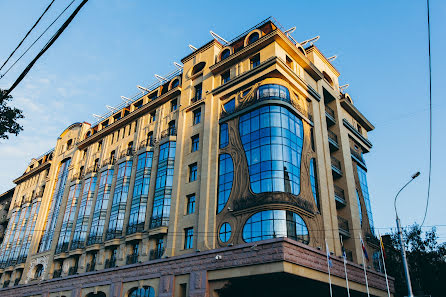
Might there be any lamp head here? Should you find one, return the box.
[412,172,421,179]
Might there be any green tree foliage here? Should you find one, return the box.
[384,225,446,297]
[0,89,23,139]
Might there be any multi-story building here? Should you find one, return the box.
[0,18,393,297]
[0,188,14,245]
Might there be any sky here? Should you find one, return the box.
[0,0,445,240]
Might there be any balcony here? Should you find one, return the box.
[325,105,336,126]
[150,216,169,229]
[160,128,177,140]
[327,130,339,151]
[56,243,69,254]
[127,223,144,235]
[106,230,122,241]
[330,157,343,178]
[53,269,62,278]
[338,216,350,238]
[149,247,165,260]
[101,157,115,167]
[70,240,85,250]
[17,255,27,264]
[104,258,116,269]
[126,254,138,265]
[87,235,103,246]
[138,138,154,150]
[119,148,134,159]
[350,148,367,169]
[334,185,346,208]
[85,164,99,175]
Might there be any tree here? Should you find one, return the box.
[384,224,446,297]
[0,88,23,139]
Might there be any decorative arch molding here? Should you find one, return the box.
[168,75,182,90]
[218,47,233,62]
[244,29,262,46]
[25,255,49,283]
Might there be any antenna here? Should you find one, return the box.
[327,55,337,62]
[154,74,167,82]
[300,36,320,46]
[121,96,132,104]
[173,62,183,69]
[339,84,349,92]
[106,105,119,112]
[210,31,229,45]
[284,27,296,34]
[189,44,197,51]
[137,85,150,93]
[92,114,106,120]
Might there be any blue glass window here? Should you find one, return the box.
[357,166,375,234]
[129,286,155,297]
[356,189,363,226]
[187,194,195,214]
[309,158,319,209]
[171,79,179,88]
[250,54,260,68]
[222,71,230,84]
[257,84,291,103]
[219,223,232,243]
[243,210,309,243]
[248,32,260,44]
[221,49,230,60]
[189,163,198,182]
[217,154,234,213]
[239,105,303,195]
[223,99,235,113]
[191,135,199,152]
[219,123,229,148]
[72,176,97,249]
[184,228,194,249]
[57,183,81,252]
[193,108,201,125]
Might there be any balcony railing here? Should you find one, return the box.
[126,254,138,265]
[87,235,103,246]
[17,255,27,264]
[53,269,62,278]
[338,216,350,237]
[150,216,169,229]
[330,157,342,178]
[327,130,338,144]
[334,185,346,206]
[138,138,154,150]
[149,247,165,260]
[104,258,116,269]
[101,157,115,167]
[325,105,336,122]
[350,148,366,168]
[119,148,135,159]
[126,223,145,235]
[160,128,177,139]
[56,243,69,254]
[70,240,85,250]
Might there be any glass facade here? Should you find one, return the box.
[239,105,303,194]
[127,152,153,234]
[243,210,309,244]
[72,177,97,249]
[219,223,232,243]
[57,183,81,252]
[107,160,132,239]
[357,166,375,233]
[129,287,155,297]
[309,158,319,209]
[0,210,20,267]
[256,84,290,103]
[356,190,362,225]
[219,123,228,148]
[9,205,30,264]
[39,158,71,252]
[88,168,114,245]
[151,141,176,228]
[217,154,233,213]
[18,200,40,262]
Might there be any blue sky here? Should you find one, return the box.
[0,0,445,240]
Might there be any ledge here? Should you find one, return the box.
[343,119,373,149]
[13,162,51,184]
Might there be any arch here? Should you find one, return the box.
[190,62,206,77]
[297,45,306,56]
[59,122,82,138]
[85,292,106,297]
[322,71,334,86]
[128,286,155,297]
[34,264,44,279]
[343,93,353,104]
[169,76,181,90]
[219,47,232,62]
[244,29,262,46]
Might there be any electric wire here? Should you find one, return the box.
[0,0,56,74]
[420,0,433,227]
[0,0,77,81]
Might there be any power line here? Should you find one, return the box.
[0,0,77,81]
[0,0,56,73]
[421,0,433,227]
[0,0,89,99]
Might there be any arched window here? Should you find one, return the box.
[309,158,319,209]
[323,72,334,86]
[34,264,44,279]
[171,79,179,88]
[67,139,73,150]
[86,292,106,297]
[191,62,206,76]
[221,49,231,60]
[248,32,259,44]
[239,105,303,195]
[243,210,309,244]
[217,154,233,213]
[128,286,155,297]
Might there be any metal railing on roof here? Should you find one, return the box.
[32,147,55,162]
[90,68,183,128]
[226,17,284,45]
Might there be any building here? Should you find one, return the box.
[0,18,393,297]
[0,188,14,245]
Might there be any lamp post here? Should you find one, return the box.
[394,171,420,297]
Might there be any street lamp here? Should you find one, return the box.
[394,171,420,297]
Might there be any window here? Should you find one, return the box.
[184,228,194,249]
[189,163,198,182]
[186,194,195,214]
[239,105,303,195]
[309,158,319,209]
[67,139,73,150]
[221,49,230,60]
[257,84,290,102]
[219,223,232,242]
[286,55,293,68]
[191,62,206,76]
[171,99,177,112]
[150,111,156,123]
[243,210,309,244]
[171,79,179,88]
[193,108,201,125]
[250,53,260,69]
[357,124,363,134]
[217,154,233,213]
[34,264,43,279]
[191,135,199,152]
[248,32,259,44]
[221,71,230,84]
[134,100,143,109]
[357,166,374,233]
[147,132,153,146]
[148,92,158,101]
[128,287,155,297]
[219,123,228,148]
[168,121,176,136]
[223,99,235,114]
[356,190,363,225]
[193,83,202,102]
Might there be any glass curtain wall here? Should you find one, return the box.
[56,183,81,252]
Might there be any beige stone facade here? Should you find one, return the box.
[0,18,392,297]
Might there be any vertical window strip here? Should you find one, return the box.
[151,141,176,228]
[19,201,40,261]
[10,205,31,264]
[309,158,319,209]
[357,166,374,233]
[39,159,71,252]
[219,123,228,148]
[217,154,234,213]
[0,210,20,267]
[107,160,133,239]
[88,169,114,245]
[127,152,153,234]
[356,190,363,226]
[56,183,81,252]
[72,177,97,249]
